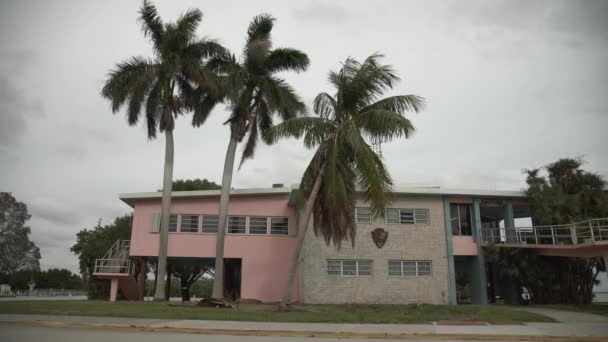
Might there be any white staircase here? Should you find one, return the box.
[94,240,133,274]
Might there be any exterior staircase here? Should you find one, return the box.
[93,240,143,301]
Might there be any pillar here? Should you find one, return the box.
[109,278,118,302]
[137,257,146,301]
[442,197,457,304]
[471,199,488,304]
[504,201,516,243]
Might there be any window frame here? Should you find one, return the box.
[270,216,289,235]
[385,208,430,225]
[227,216,247,234]
[450,203,473,236]
[388,260,433,277]
[326,259,373,276]
[355,207,372,224]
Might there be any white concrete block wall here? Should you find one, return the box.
[299,195,450,304]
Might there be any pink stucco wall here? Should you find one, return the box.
[129,194,298,302]
[452,236,478,255]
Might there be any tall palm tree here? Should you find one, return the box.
[197,14,309,300]
[264,54,425,307]
[101,0,225,301]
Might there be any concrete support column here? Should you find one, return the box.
[471,199,488,304]
[109,278,118,302]
[504,201,516,243]
[442,197,457,305]
[137,258,146,301]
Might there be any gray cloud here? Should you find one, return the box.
[28,197,85,226]
[293,1,347,23]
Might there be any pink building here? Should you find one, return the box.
[94,186,608,304]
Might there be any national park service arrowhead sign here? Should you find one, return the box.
[371,228,388,248]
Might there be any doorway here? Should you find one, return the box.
[223,258,241,301]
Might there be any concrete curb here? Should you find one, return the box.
[1,319,605,342]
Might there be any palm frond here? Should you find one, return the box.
[247,13,274,43]
[361,95,425,114]
[239,114,259,168]
[355,109,415,141]
[175,8,203,40]
[265,48,310,73]
[138,0,163,50]
[261,76,306,120]
[263,117,334,148]
[101,56,158,115]
[313,92,337,119]
[144,80,161,139]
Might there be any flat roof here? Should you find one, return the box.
[119,186,526,207]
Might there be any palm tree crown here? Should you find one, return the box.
[101,0,225,136]
[266,53,424,247]
[203,13,310,164]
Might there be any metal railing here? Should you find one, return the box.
[94,258,134,274]
[94,239,132,274]
[481,218,608,246]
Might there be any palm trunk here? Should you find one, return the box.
[211,137,239,300]
[153,129,174,301]
[280,164,326,308]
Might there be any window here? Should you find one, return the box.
[270,217,289,235]
[249,216,268,234]
[327,259,372,276]
[355,207,372,223]
[168,214,178,232]
[386,208,430,224]
[227,216,246,234]
[180,215,199,233]
[388,260,432,276]
[450,204,472,236]
[202,215,218,233]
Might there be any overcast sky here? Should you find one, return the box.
[0,0,606,272]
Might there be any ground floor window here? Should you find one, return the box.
[388,260,432,276]
[327,259,373,276]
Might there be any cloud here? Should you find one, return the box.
[28,197,85,226]
[0,51,43,146]
[293,2,347,23]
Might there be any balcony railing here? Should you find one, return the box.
[94,258,134,274]
[481,218,608,246]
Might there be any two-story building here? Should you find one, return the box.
[94,185,608,304]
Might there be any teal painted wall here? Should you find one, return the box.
[442,197,457,304]
[471,199,488,304]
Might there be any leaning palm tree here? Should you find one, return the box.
[264,54,425,307]
[197,14,309,301]
[101,0,225,301]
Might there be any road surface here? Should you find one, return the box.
[0,324,516,342]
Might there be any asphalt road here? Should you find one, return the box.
[0,325,516,342]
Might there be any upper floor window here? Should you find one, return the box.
[168,214,178,232]
[227,216,246,234]
[388,260,432,276]
[270,217,289,235]
[249,216,268,234]
[202,215,218,233]
[355,207,372,223]
[180,215,199,233]
[386,208,429,224]
[327,259,372,276]
[450,204,472,236]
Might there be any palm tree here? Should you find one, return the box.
[197,14,309,301]
[264,54,425,307]
[101,0,225,301]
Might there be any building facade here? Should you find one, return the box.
[95,186,608,304]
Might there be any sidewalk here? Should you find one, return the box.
[1,313,607,340]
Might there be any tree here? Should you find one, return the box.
[101,0,225,301]
[0,192,41,273]
[0,268,82,290]
[265,54,424,307]
[201,14,310,300]
[158,178,221,191]
[171,258,214,301]
[71,215,132,298]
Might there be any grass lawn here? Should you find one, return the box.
[535,304,608,317]
[0,300,555,324]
